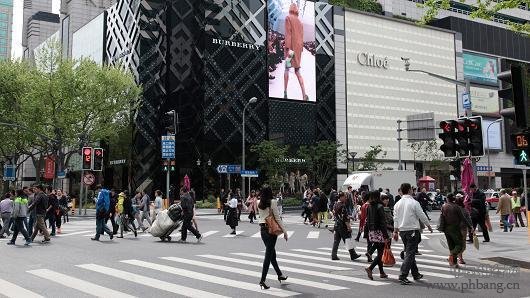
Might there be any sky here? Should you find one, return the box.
[11,0,60,58]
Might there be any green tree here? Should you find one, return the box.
[0,39,142,184]
[419,0,530,35]
[329,0,383,14]
[297,141,343,189]
[250,140,289,190]
[358,145,387,170]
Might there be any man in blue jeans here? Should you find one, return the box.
[393,183,433,285]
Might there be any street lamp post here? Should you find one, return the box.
[348,152,357,175]
[242,97,258,201]
[487,119,503,189]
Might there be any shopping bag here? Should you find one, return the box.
[382,243,396,267]
[485,216,493,232]
[473,232,479,250]
[508,214,515,225]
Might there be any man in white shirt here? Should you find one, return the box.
[393,183,433,285]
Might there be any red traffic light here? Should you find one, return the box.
[439,121,454,133]
[83,148,92,156]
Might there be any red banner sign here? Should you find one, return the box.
[44,156,55,180]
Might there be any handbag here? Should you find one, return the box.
[368,229,385,243]
[473,232,480,250]
[265,208,283,236]
[508,213,515,224]
[382,243,396,267]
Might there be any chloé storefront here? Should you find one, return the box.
[335,10,461,186]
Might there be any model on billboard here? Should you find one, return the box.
[284,3,308,100]
[268,0,316,102]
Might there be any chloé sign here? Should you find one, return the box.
[357,52,389,69]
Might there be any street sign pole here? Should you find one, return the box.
[166,158,170,203]
[523,168,528,227]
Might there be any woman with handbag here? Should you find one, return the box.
[364,190,389,280]
[257,186,288,290]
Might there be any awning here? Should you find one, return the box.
[341,173,373,191]
[418,176,435,182]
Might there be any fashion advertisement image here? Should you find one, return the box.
[268,0,316,102]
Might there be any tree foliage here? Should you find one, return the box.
[329,0,384,14]
[419,0,530,35]
[0,39,142,183]
[358,145,387,170]
[297,141,343,189]
[250,140,289,189]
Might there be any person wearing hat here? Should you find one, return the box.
[496,189,513,232]
[117,191,137,238]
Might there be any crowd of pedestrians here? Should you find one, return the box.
[1,185,72,245]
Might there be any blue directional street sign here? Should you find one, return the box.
[216,165,228,174]
[161,135,175,159]
[476,166,492,172]
[3,165,15,181]
[216,164,241,174]
[462,92,472,110]
[240,170,259,178]
[227,164,241,174]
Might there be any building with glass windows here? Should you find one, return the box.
[0,0,13,60]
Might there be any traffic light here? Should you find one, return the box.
[511,131,530,165]
[467,116,484,157]
[454,119,469,156]
[438,120,457,157]
[82,147,93,170]
[93,148,104,171]
[499,65,529,129]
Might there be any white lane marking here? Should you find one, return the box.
[201,231,219,238]
[352,247,449,266]
[296,248,455,278]
[55,230,93,237]
[251,232,261,238]
[76,264,229,298]
[122,259,299,297]
[222,230,244,237]
[317,247,447,260]
[28,269,135,298]
[279,231,294,239]
[233,252,353,271]
[161,257,347,291]
[0,278,43,298]
[198,254,388,286]
[307,231,319,239]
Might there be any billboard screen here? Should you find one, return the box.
[268,0,316,102]
[463,53,498,86]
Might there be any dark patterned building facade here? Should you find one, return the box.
[105,0,336,196]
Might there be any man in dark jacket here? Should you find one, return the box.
[179,187,202,243]
[416,188,431,220]
[29,185,50,243]
[45,186,59,236]
[469,184,490,242]
[108,189,119,234]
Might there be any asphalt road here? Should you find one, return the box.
[1,210,529,298]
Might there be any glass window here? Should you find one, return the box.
[0,0,12,7]
[0,13,8,20]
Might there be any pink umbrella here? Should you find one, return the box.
[184,175,191,192]
[461,158,474,212]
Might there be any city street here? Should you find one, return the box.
[2,210,529,298]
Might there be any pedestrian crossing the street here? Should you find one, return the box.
[0,245,467,298]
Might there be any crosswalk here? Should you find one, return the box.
[1,245,468,298]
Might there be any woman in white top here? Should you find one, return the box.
[225,195,238,235]
[257,186,288,290]
[152,190,163,222]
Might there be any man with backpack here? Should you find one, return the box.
[91,185,113,241]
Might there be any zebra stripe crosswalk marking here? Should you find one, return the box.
[77,264,230,298]
[198,254,388,286]
[222,230,244,237]
[289,249,454,278]
[161,256,347,291]
[28,269,136,298]
[0,278,43,298]
[307,231,319,238]
[201,230,219,238]
[122,259,300,297]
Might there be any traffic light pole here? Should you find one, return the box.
[79,169,84,215]
[166,158,170,204]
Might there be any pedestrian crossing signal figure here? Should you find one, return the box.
[93,148,104,171]
[519,150,528,163]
